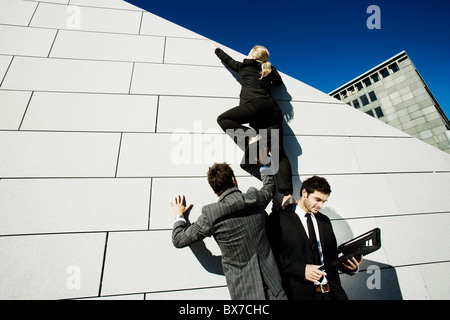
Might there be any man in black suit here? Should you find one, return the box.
[268,176,363,300]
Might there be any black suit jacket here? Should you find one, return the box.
[214,48,282,105]
[268,204,351,300]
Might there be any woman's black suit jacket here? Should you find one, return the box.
[267,204,353,300]
[214,48,282,105]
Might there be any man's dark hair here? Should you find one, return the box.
[300,176,331,196]
[207,163,236,196]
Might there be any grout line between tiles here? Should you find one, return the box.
[18,91,34,130]
[154,95,160,133]
[147,177,153,230]
[97,232,109,297]
[0,56,15,88]
[162,37,167,64]
[138,11,144,35]
[114,133,123,178]
[128,62,135,94]
[27,1,40,27]
[47,29,59,58]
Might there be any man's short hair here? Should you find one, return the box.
[207,163,236,196]
[300,176,331,196]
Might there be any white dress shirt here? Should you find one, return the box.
[294,205,328,285]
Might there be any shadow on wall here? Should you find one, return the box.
[189,240,224,276]
[274,84,302,202]
[323,207,403,300]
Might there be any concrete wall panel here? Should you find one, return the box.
[0,233,106,300]
[0,0,38,26]
[2,56,133,94]
[1,0,449,300]
[0,131,120,178]
[0,178,151,235]
[50,30,165,63]
[0,90,32,130]
[0,25,57,57]
[30,2,142,34]
[100,231,225,296]
[21,92,158,132]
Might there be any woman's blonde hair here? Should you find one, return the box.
[251,45,272,79]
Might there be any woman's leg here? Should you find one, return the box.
[217,99,272,133]
[217,105,253,133]
[218,100,273,150]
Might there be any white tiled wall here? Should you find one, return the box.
[156,96,239,133]
[50,30,165,63]
[0,90,32,129]
[0,55,13,80]
[140,11,205,38]
[0,178,151,235]
[21,92,159,132]
[1,0,449,300]
[30,3,142,34]
[0,131,121,178]
[0,25,57,57]
[100,231,226,296]
[279,101,409,137]
[0,233,106,300]
[3,56,134,93]
[0,0,38,26]
[130,63,242,97]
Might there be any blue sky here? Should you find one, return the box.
[127,0,450,118]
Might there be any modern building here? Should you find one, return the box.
[330,51,450,153]
[1,0,450,300]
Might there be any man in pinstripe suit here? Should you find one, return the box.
[171,162,287,300]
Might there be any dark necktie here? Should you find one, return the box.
[306,213,321,265]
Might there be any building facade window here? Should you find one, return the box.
[375,106,384,118]
[380,68,390,78]
[368,91,378,102]
[363,77,372,87]
[371,73,380,83]
[347,86,355,96]
[355,82,363,91]
[360,94,370,106]
[352,99,360,109]
[389,63,400,73]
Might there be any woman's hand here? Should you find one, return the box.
[211,42,219,52]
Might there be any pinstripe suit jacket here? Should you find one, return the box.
[172,174,286,300]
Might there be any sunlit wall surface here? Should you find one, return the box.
[1,0,449,300]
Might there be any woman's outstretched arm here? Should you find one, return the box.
[213,46,242,72]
